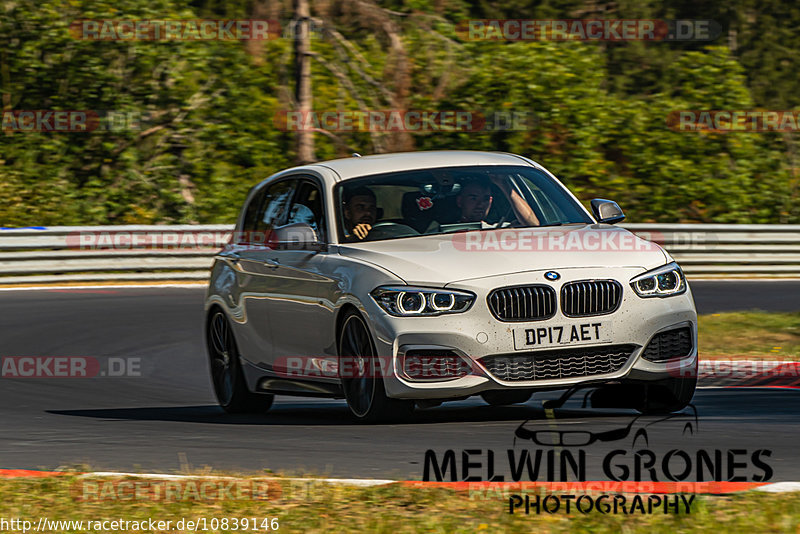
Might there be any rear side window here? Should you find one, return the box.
[239,179,297,244]
[285,180,325,240]
[257,180,296,236]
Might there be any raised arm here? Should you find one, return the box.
[490,175,540,226]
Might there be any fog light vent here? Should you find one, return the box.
[400,350,471,381]
[642,327,692,362]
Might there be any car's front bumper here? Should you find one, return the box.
[364,267,698,400]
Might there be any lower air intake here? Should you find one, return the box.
[479,344,636,381]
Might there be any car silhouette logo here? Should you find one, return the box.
[545,271,560,281]
[514,405,698,449]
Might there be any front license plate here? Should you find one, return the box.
[513,321,612,350]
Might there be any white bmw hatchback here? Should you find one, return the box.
[205,151,697,422]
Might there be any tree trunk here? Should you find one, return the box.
[294,0,315,163]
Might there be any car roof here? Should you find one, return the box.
[308,150,537,181]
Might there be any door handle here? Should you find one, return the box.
[265,258,280,269]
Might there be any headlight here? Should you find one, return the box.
[370,286,475,316]
[630,262,687,298]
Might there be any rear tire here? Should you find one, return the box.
[338,309,413,423]
[207,310,274,414]
[481,390,532,406]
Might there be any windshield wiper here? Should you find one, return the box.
[537,222,587,228]
[439,222,586,234]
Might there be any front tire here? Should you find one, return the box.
[590,376,697,414]
[207,310,274,414]
[338,310,413,423]
[639,375,697,414]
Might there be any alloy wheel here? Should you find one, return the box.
[339,313,377,418]
[209,311,236,406]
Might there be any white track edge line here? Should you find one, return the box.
[755,482,800,493]
[80,472,396,486]
[74,473,800,492]
[0,283,207,291]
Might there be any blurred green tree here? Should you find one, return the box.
[0,0,796,225]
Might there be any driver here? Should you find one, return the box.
[456,176,539,227]
[456,179,493,223]
[342,186,378,241]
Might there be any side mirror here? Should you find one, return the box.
[272,223,325,251]
[590,199,625,224]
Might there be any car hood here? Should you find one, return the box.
[337,224,669,286]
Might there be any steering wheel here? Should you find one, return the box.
[493,207,514,229]
[368,222,420,239]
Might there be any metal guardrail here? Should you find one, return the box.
[0,225,230,284]
[0,224,799,284]
[622,224,800,276]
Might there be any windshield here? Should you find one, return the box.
[335,165,593,243]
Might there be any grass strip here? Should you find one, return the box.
[0,475,799,533]
[698,312,800,360]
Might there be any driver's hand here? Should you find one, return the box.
[353,223,372,240]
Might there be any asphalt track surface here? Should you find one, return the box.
[1,281,799,480]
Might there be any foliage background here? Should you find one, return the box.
[1,0,798,225]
